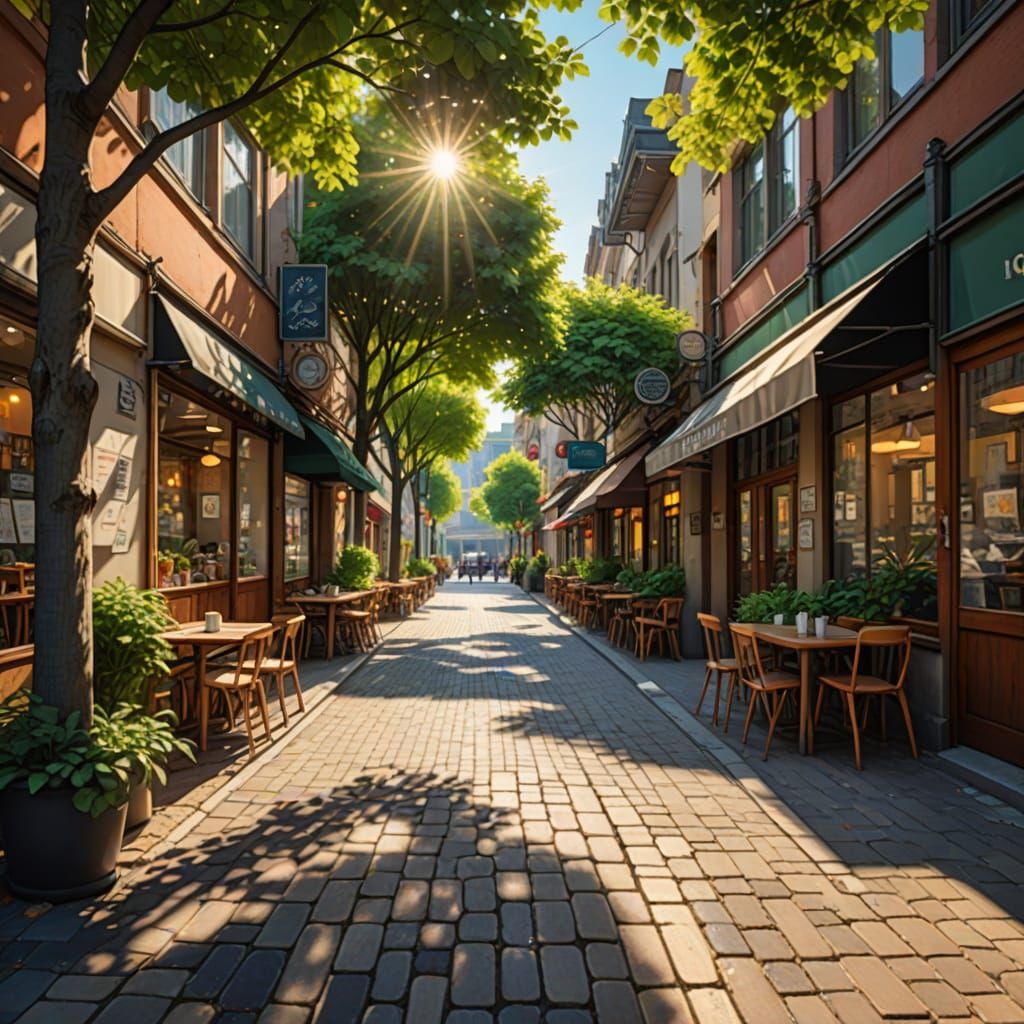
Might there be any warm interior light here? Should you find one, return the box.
[982,385,1024,416]
[871,420,922,454]
[200,453,221,467]
[8,394,19,404]
[205,424,223,433]
[429,148,459,181]
[5,326,16,334]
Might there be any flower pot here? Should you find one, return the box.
[772,613,785,626]
[795,612,809,637]
[814,616,828,639]
[125,779,152,831]
[0,784,128,902]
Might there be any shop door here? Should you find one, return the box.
[735,476,797,596]
[953,339,1024,767]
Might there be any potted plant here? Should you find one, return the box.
[579,557,624,585]
[637,565,687,599]
[524,552,550,592]
[404,556,437,578]
[0,694,192,901]
[509,555,528,586]
[93,579,180,829]
[326,545,381,590]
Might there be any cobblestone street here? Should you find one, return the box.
[2,581,1024,1024]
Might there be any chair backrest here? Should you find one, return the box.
[729,623,769,688]
[231,624,276,686]
[277,615,304,662]
[849,625,911,692]
[697,612,724,664]
[835,616,863,631]
[657,597,684,624]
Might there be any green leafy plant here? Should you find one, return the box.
[405,557,437,578]
[639,565,687,598]
[158,538,199,575]
[93,579,175,712]
[326,545,381,591]
[509,555,528,585]
[527,552,550,575]
[580,557,624,584]
[0,694,193,818]
[615,566,646,591]
[557,557,589,577]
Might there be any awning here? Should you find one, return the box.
[285,415,381,492]
[564,446,648,520]
[645,273,884,476]
[539,473,581,513]
[542,513,572,532]
[154,296,303,437]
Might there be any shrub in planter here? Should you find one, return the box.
[0,695,193,901]
[509,555,528,586]
[637,565,687,599]
[615,566,645,591]
[579,557,623,584]
[405,557,437,578]
[524,552,550,591]
[327,545,381,590]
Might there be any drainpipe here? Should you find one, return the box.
[923,138,948,375]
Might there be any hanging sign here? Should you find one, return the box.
[566,441,606,471]
[634,367,672,405]
[677,330,708,363]
[555,440,569,459]
[526,442,540,461]
[279,264,329,342]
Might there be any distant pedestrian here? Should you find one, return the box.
[477,555,485,581]
[493,560,500,582]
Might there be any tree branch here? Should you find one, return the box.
[152,0,238,33]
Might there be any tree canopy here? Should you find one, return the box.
[476,450,542,535]
[425,461,463,527]
[610,0,929,171]
[500,277,688,440]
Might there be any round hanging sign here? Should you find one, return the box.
[677,330,708,363]
[634,367,672,405]
[291,351,330,390]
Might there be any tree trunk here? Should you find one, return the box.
[32,4,100,723]
[411,475,421,559]
[430,520,436,556]
[384,439,405,581]
[351,418,370,546]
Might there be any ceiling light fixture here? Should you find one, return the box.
[981,384,1024,416]
[871,420,922,454]
[205,424,223,433]
[200,453,221,467]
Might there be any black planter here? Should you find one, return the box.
[0,784,128,902]
[125,780,152,831]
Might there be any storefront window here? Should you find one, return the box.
[237,432,269,577]
[0,320,35,564]
[663,489,681,565]
[284,475,311,581]
[734,412,799,480]
[629,509,643,571]
[611,508,624,560]
[959,351,1024,613]
[830,370,937,618]
[157,392,232,585]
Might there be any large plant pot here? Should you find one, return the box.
[0,784,128,902]
[125,779,152,831]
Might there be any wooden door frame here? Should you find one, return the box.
[942,313,1024,756]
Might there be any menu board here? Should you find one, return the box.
[12,499,33,544]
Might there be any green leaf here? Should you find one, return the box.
[27,771,50,794]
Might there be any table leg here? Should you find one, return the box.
[799,650,809,755]
[326,605,336,660]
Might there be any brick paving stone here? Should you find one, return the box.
[532,873,569,901]
[459,913,498,941]
[637,987,695,1024]
[312,973,368,1024]
[662,912,719,985]
[572,893,617,940]
[446,1012,494,1024]
[275,924,340,1004]
[594,979,643,1023]
[360,1008,400,1024]
[164,1004,219,1024]
[502,948,541,1002]
[497,872,531,901]
[15,1002,96,1024]
[92,995,172,1024]
[609,892,651,923]
[184,944,246,999]
[498,1008,541,1024]
[221,950,286,1011]
[619,925,676,986]
[392,880,429,921]
[451,943,495,1007]
[334,924,384,972]
[419,923,455,949]
[721,956,791,1024]
[370,950,412,1002]
[502,903,534,946]
[121,968,188,996]
[540,945,589,1005]
[586,942,628,979]
[47,975,122,1001]
[429,880,463,922]
[686,988,743,1024]
[535,901,576,943]
[839,956,930,1018]
[785,995,842,1024]
[405,975,447,1024]
[256,904,310,948]
[414,949,452,975]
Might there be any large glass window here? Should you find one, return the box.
[663,489,681,566]
[150,88,205,201]
[0,320,36,565]
[959,350,1024,614]
[285,475,311,581]
[830,370,936,619]
[951,0,999,50]
[846,28,924,153]
[737,142,765,267]
[222,122,254,257]
[157,392,232,586]
[734,412,800,480]
[237,432,269,578]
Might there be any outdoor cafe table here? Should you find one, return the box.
[747,622,859,755]
[601,590,635,631]
[161,620,274,723]
[289,591,372,659]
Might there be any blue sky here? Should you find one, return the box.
[517,2,682,282]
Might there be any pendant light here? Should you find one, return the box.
[871,420,922,454]
[200,453,221,467]
[981,385,1024,416]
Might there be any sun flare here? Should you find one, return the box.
[429,147,460,181]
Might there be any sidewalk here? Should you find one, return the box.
[0,581,1021,1024]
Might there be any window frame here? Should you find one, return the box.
[221,120,256,259]
[950,0,1000,50]
[149,88,206,204]
[843,27,925,160]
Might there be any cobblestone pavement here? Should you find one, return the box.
[2,581,1024,1024]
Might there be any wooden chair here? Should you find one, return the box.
[199,624,275,756]
[607,599,635,649]
[262,615,306,726]
[729,624,801,760]
[150,658,194,722]
[813,625,917,770]
[577,586,601,630]
[694,613,739,728]
[635,597,684,661]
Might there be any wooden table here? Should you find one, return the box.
[289,592,371,659]
[748,623,859,755]
[161,621,274,723]
[0,564,33,593]
[600,591,635,631]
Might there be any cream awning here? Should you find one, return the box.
[646,274,884,477]
[563,446,648,520]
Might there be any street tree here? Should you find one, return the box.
[299,99,562,533]
[380,378,486,579]
[501,278,688,441]
[606,0,928,171]
[12,1,579,721]
[424,461,463,556]
[477,450,542,555]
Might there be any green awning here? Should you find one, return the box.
[154,296,303,437]
[285,415,381,492]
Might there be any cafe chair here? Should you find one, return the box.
[199,624,275,757]
[813,625,917,770]
[150,658,194,722]
[694,613,739,728]
[577,587,601,630]
[263,615,306,726]
[729,623,800,760]
[607,599,635,649]
[635,597,684,661]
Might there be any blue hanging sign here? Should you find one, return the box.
[279,264,329,342]
[566,441,606,471]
